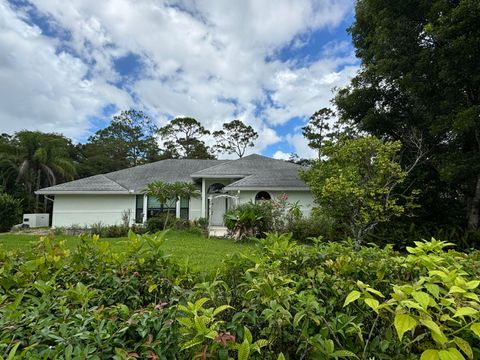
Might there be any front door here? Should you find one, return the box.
[210,197,226,226]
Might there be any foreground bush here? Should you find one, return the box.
[0,232,479,358]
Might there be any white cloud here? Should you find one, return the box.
[285,133,318,159]
[0,1,131,140]
[0,0,358,154]
[273,150,291,161]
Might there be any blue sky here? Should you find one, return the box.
[0,0,359,159]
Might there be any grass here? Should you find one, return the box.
[0,230,255,272]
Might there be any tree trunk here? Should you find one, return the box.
[35,169,41,213]
[467,175,480,230]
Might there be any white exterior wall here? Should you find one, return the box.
[237,190,314,217]
[52,194,136,227]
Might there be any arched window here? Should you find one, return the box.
[208,183,225,194]
[255,191,271,202]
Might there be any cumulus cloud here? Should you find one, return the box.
[0,0,358,155]
[273,150,291,161]
[0,1,131,140]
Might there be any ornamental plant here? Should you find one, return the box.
[344,239,480,360]
[302,136,419,247]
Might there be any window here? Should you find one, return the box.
[135,195,143,223]
[180,197,189,219]
[255,191,271,202]
[147,196,176,218]
[208,183,225,194]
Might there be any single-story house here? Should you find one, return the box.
[36,154,314,230]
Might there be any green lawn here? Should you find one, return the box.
[0,230,255,272]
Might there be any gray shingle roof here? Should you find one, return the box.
[191,154,303,177]
[37,159,225,194]
[224,172,308,190]
[36,174,129,193]
[193,154,309,190]
[105,159,224,192]
[36,155,309,194]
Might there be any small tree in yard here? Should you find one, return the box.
[143,181,200,230]
[302,136,418,247]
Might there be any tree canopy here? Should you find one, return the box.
[213,120,258,158]
[79,110,160,176]
[302,136,417,246]
[302,108,334,159]
[334,0,480,229]
[158,117,214,159]
[0,131,76,212]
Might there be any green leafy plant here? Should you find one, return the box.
[344,239,480,359]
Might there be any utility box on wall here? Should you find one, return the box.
[23,214,50,228]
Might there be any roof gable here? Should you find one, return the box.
[190,154,303,178]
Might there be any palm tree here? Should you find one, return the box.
[144,181,200,230]
[13,131,76,211]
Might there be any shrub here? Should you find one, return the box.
[105,224,129,237]
[224,202,272,240]
[368,222,480,250]
[146,214,194,233]
[0,192,22,232]
[194,217,208,229]
[89,222,139,238]
[130,223,147,235]
[1,230,479,359]
[145,216,166,232]
[285,212,335,242]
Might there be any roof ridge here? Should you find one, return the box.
[101,174,129,191]
[105,158,227,177]
[191,158,247,175]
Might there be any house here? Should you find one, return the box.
[36,154,314,230]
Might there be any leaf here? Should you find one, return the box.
[366,287,385,298]
[449,286,466,294]
[364,298,379,313]
[412,291,431,309]
[238,339,250,360]
[432,331,449,346]
[213,305,233,316]
[254,339,268,348]
[470,323,480,337]
[420,319,442,335]
[421,350,440,360]
[180,338,204,350]
[176,317,194,328]
[7,343,20,360]
[331,350,359,358]
[293,312,306,327]
[277,354,286,360]
[394,314,417,341]
[453,307,478,317]
[464,292,479,301]
[244,326,253,344]
[425,284,440,298]
[325,339,334,354]
[343,291,361,307]
[465,280,480,290]
[439,348,466,360]
[65,344,73,360]
[194,315,209,334]
[194,298,210,309]
[454,337,473,359]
